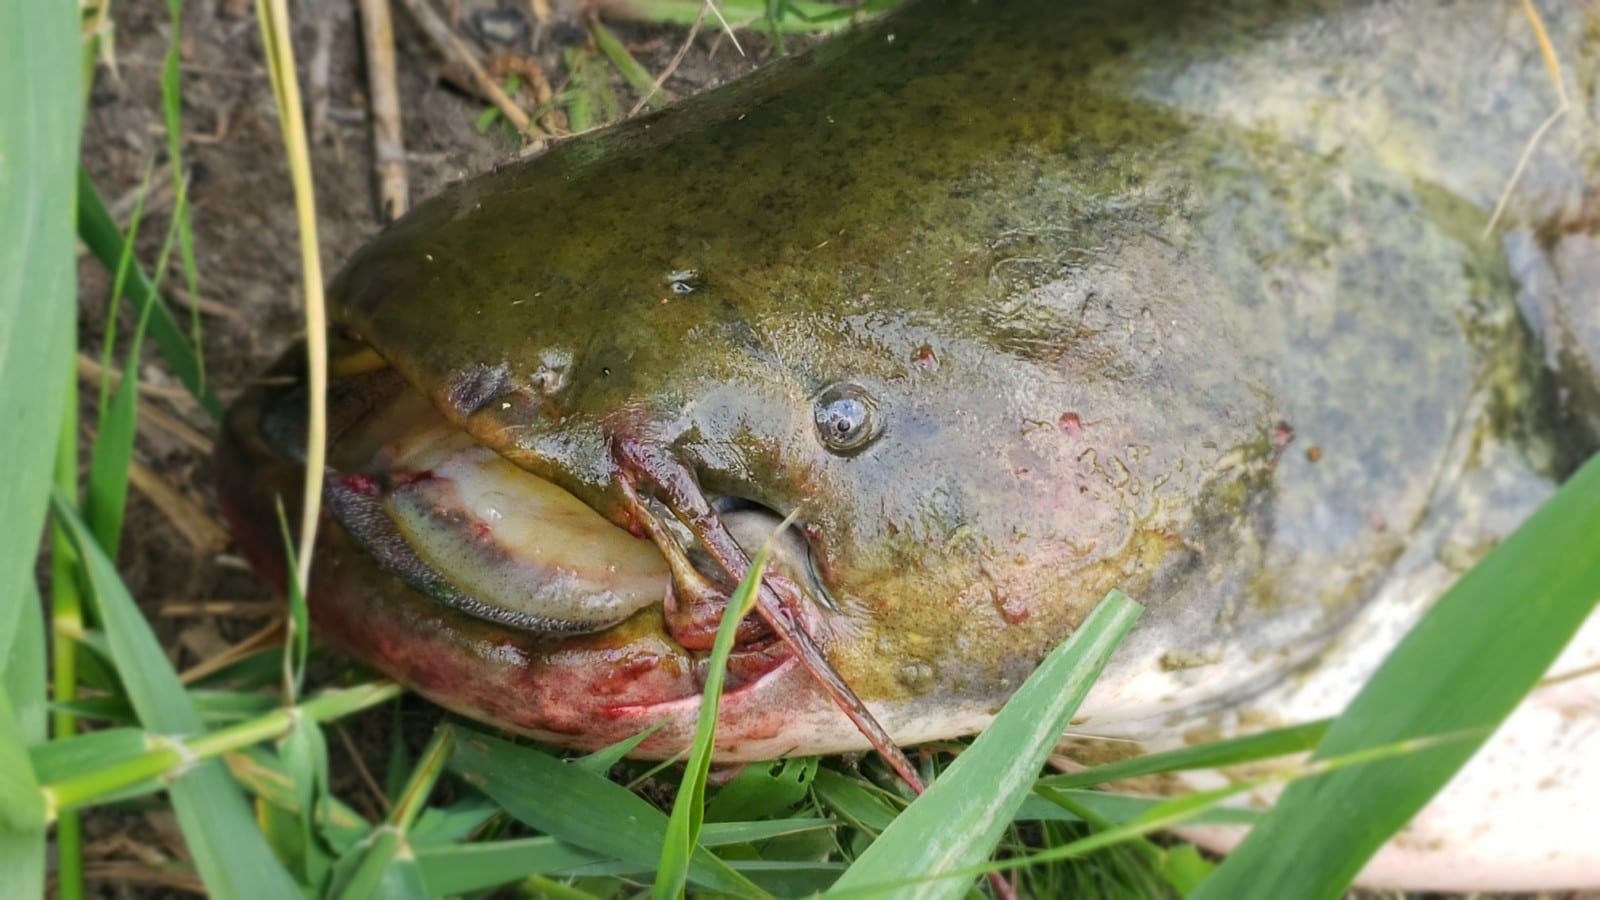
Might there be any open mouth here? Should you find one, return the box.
[283,363,809,703]
[236,352,921,782]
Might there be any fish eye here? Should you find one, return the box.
[812,382,880,454]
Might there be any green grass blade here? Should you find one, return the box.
[55,688,282,727]
[330,721,453,892]
[563,48,597,132]
[1014,790,1259,828]
[29,728,149,783]
[572,721,666,775]
[655,548,769,900]
[4,584,49,746]
[0,0,84,659]
[1040,718,1331,792]
[1026,789,1176,889]
[75,168,223,417]
[51,495,303,899]
[408,795,499,847]
[614,0,872,33]
[446,726,766,897]
[415,822,832,897]
[274,717,334,889]
[327,826,428,900]
[0,692,46,900]
[415,837,605,895]
[50,379,87,900]
[0,583,48,900]
[279,501,313,698]
[810,768,901,834]
[95,160,152,418]
[226,746,372,853]
[592,21,669,109]
[53,496,206,735]
[700,818,835,844]
[1194,453,1600,900]
[0,829,45,900]
[86,179,189,554]
[854,728,1481,897]
[0,596,48,900]
[825,590,1141,900]
[161,0,205,390]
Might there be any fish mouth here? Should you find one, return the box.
[218,356,840,752]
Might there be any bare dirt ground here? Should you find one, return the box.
[76,1,803,892]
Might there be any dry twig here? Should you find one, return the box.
[127,458,231,556]
[1484,0,1569,236]
[629,5,706,117]
[159,600,283,618]
[395,0,543,137]
[79,863,205,895]
[333,723,394,816]
[307,4,337,141]
[179,618,287,684]
[77,352,196,405]
[133,400,212,455]
[169,286,243,321]
[360,0,411,221]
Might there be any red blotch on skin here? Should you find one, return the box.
[589,653,666,698]
[337,473,380,495]
[997,595,1031,625]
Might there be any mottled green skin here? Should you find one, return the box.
[326,0,1598,724]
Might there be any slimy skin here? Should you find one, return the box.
[217,0,1600,889]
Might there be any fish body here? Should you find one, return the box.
[219,0,1600,889]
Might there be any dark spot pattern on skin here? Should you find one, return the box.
[445,361,514,417]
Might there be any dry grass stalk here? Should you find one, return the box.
[127,458,231,555]
[359,0,411,221]
[77,352,196,405]
[179,618,287,684]
[396,0,544,137]
[134,400,212,455]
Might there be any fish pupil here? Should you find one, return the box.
[813,383,879,453]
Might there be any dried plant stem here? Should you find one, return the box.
[359,0,410,221]
[629,5,705,117]
[395,0,542,137]
[252,0,328,600]
[125,458,230,555]
[307,4,336,141]
[1483,0,1568,237]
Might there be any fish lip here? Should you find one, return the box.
[599,653,801,719]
